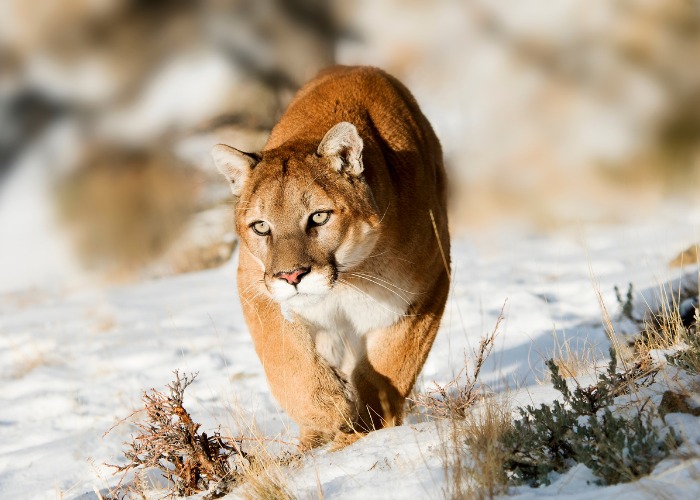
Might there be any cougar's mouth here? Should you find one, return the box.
[268,270,332,304]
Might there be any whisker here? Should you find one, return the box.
[378,202,391,224]
[361,246,416,265]
[349,272,423,295]
[239,280,262,295]
[345,273,412,306]
[337,279,416,318]
[365,249,390,259]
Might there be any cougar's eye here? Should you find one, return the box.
[310,211,331,226]
[251,220,271,236]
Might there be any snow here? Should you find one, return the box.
[1,207,699,499]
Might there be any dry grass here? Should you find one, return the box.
[419,305,510,498]
[462,399,512,499]
[188,386,303,500]
[434,273,686,498]
[537,335,603,384]
[239,463,296,500]
[10,344,54,379]
[634,282,698,359]
[216,406,299,499]
[223,405,300,500]
[439,397,513,500]
[414,302,505,419]
[11,351,48,379]
[636,310,686,357]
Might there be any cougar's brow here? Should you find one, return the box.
[301,191,311,210]
[301,175,336,210]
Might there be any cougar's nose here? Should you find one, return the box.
[274,267,310,285]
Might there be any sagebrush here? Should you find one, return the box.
[502,349,675,486]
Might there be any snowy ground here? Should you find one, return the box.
[1,206,699,499]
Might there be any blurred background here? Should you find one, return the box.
[1,0,700,292]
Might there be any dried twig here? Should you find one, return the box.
[415,301,506,419]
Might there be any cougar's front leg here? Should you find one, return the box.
[351,274,449,432]
[240,292,358,448]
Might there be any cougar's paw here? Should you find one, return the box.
[299,427,333,451]
[330,430,364,450]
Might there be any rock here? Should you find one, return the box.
[670,244,700,267]
[659,390,700,418]
[680,296,699,329]
[144,205,237,278]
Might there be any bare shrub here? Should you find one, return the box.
[108,371,245,498]
[503,351,671,487]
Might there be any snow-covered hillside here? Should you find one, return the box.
[1,207,699,499]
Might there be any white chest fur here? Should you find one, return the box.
[283,281,409,375]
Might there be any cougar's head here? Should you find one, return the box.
[212,122,381,306]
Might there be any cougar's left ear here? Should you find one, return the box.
[211,144,260,197]
[317,122,363,176]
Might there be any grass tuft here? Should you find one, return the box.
[415,302,505,419]
[441,397,512,499]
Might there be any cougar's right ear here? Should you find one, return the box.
[317,122,364,176]
[211,144,260,197]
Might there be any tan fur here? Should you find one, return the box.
[213,66,450,449]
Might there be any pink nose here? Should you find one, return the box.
[275,267,310,285]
